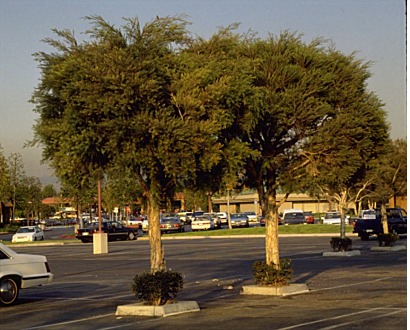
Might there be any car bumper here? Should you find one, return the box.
[231,221,248,227]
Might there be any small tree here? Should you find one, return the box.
[366,138,407,233]
[303,50,390,238]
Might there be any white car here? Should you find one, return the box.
[141,218,149,233]
[216,212,228,225]
[244,211,258,222]
[0,242,53,305]
[322,212,349,225]
[191,215,215,231]
[12,226,45,243]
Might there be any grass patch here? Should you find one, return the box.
[167,224,350,237]
[1,239,78,246]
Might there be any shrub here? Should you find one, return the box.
[330,237,352,252]
[378,233,399,247]
[252,259,292,287]
[131,270,184,306]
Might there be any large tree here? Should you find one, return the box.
[31,16,252,272]
[237,33,339,266]
[32,15,193,271]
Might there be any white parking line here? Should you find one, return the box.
[277,307,405,330]
[318,309,405,329]
[309,276,391,292]
[24,313,114,329]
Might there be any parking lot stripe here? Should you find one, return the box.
[277,307,405,330]
[308,276,391,292]
[317,308,405,329]
[23,313,114,330]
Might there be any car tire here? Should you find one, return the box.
[0,277,20,306]
[360,232,370,241]
[127,232,136,240]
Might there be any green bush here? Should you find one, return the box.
[330,237,352,252]
[131,270,184,306]
[378,233,399,247]
[252,259,292,287]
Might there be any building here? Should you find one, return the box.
[212,191,340,215]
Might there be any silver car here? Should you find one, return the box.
[230,213,250,228]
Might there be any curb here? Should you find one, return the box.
[115,301,200,317]
[241,283,309,296]
[322,250,361,257]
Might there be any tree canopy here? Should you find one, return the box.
[31,16,391,272]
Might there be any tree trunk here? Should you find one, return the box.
[146,193,166,273]
[265,193,280,268]
[381,203,389,234]
[339,190,347,239]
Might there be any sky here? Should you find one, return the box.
[0,0,407,186]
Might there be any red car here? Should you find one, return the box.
[304,211,315,224]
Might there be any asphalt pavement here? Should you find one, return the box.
[0,231,407,330]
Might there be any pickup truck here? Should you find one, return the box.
[353,208,407,240]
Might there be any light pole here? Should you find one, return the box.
[227,189,232,229]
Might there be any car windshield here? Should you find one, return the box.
[161,218,179,223]
[231,214,245,218]
[194,216,208,221]
[284,213,304,219]
[388,209,406,218]
[17,227,35,233]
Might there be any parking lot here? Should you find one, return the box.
[0,234,407,329]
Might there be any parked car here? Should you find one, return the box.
[303,211,315,224]
[177,211,193,224]
[126,216,145,229]
[259,216,265,227]
[160,215,184,234]
[282,209,305,225]
[75,221,137,243]
[204,213,222,229]
[191,214,215,231]
[322,212,349,225]
[0,242,53,306]
[216,212,228,225]
[230,213,250,228]
[141,218,149,233]
[244,211,258,222]
[12,226,45,243]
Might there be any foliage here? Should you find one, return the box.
[0,144,10,201]
[330,237,352,252]
[252,259,292,287]
[299,50,389,238]
[30,14,392,276]
[131,270,184,306]
[366,139,407,206]
[377,233,399,247]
